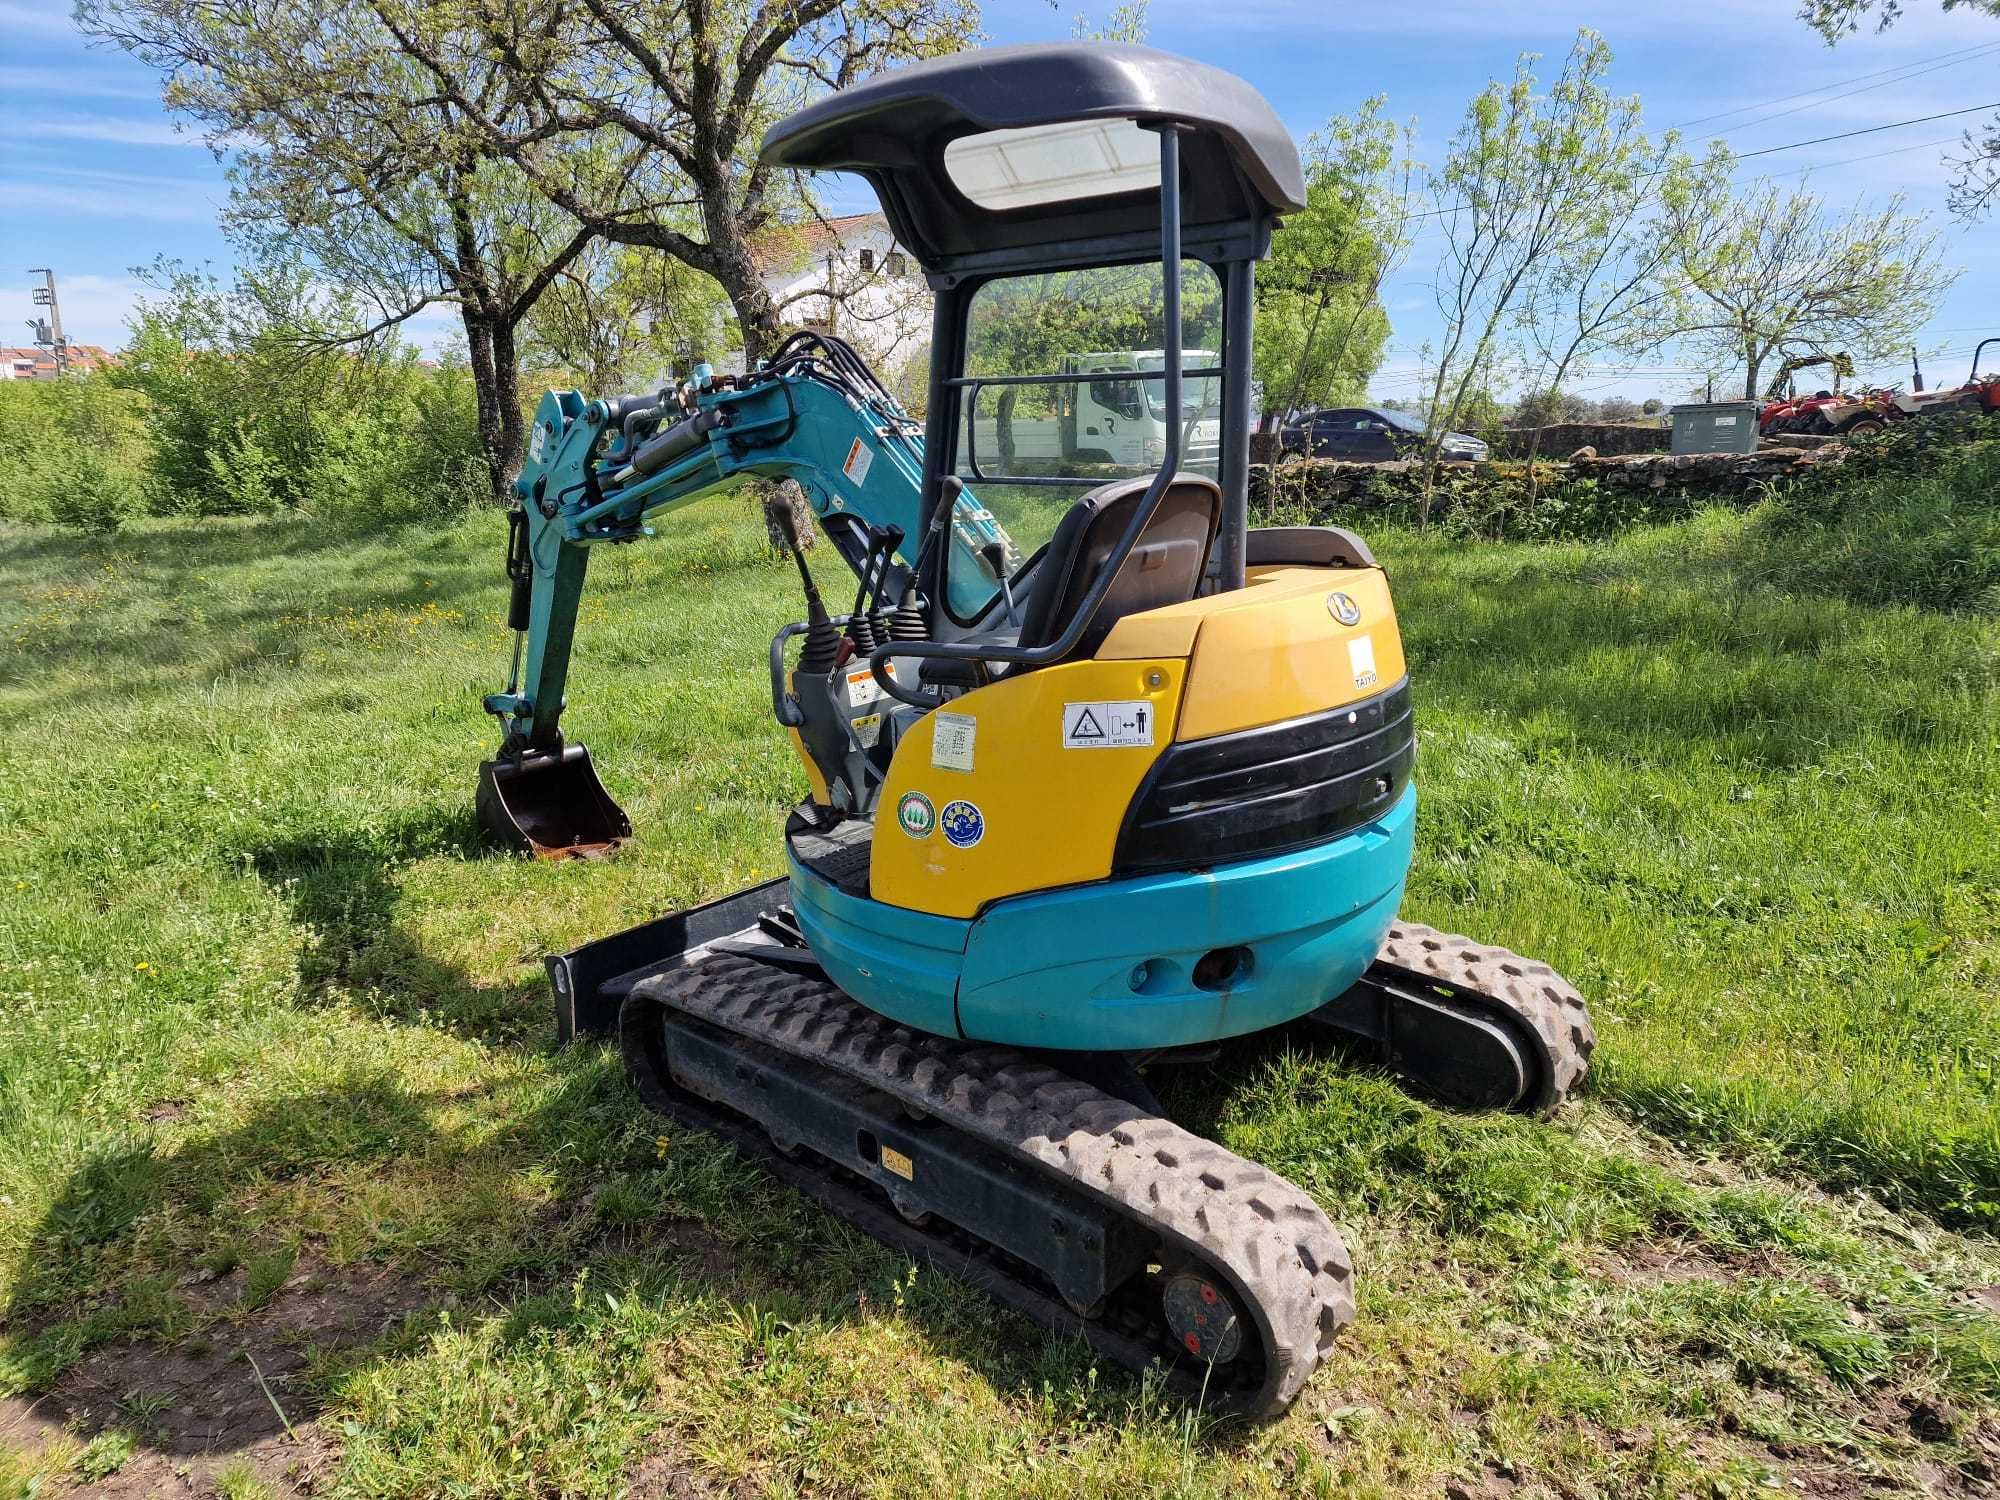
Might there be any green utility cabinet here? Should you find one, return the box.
[1669,400,1761,455]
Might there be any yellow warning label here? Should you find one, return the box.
[880,1144,915,1181]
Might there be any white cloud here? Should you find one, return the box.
[20,117,210,148]
[0,0,82,37]
[0,64,157,100]
[12,162,222,194]
[0,179,219,222]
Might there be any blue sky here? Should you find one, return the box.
[4,0,1998,402]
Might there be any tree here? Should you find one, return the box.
[379,0,977,363]
[76,0,602,502]
[1510,387,1594,427]
[1799,0,2000,219]
[1063,0,1150,41]
[1800,0,2000,35]
[1596,395,1642,422]
[1513,120,1687,488]
[1418,33,1651,509]
[1662,169,1958,399]
[519,239,736,393]
[1254,100,1410,425]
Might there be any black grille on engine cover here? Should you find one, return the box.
[1113,680,1415,874]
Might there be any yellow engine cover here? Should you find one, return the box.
[869,563,1407,919]
[869,656,1186,919]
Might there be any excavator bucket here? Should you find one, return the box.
[476,745,632,859]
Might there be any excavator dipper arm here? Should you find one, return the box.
[476,338,1013,855]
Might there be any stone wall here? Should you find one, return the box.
[1491,421,1670,458]
[1250,445,1837,515]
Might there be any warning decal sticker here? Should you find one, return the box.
[844,660,895,709]
[931,712,976,772]
[842,437,873,485]
[1062,700,1155,749]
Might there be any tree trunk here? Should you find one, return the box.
[1523,423,1546,504]
[707,222,784,364]
[1742,349,1761,402]
[760,478,817,555]
[996,388,1018,469]
[490,318,526,497]
[463,308,511,506]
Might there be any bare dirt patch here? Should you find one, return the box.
[0,1253,427,1497]
[1588,1237,1789,1288]
[1443,1468,1519,1500]
[623,1444,735,1498]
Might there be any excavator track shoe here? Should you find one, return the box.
[1304,923,1597,1114]
[622,948,1356,1418]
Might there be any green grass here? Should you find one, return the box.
[0,496,1995,1497]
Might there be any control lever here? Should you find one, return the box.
[980,541,1021,626]
[765,493,840,674]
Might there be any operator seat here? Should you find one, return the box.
[1017,474,1221,664]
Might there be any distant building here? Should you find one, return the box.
[0,344,115,379]
[753,212,930,377]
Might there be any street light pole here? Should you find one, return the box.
[26,268,67,376]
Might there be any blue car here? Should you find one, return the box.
[1280,405,1489,462]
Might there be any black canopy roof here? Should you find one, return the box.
[759,43,1306,275]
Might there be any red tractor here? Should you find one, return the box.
[1891,337,2000,421]
[1805,385,1903,438]
[1756,352,1856,437]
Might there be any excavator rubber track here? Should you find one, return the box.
[601,916,1593,1418]
[622,949,1357,1419]
[1374,921,1596,1114]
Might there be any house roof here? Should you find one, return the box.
[0,344,115,374]
[750,212,889,275]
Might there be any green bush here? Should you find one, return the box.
[1256,458,1715,542]
[48,447,146,534]
[0,261,489,537]
[0,376,153,527]
[103,259,486,525]
[1751,413,2000,615]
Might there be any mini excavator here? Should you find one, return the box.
[476,44,1595,1419]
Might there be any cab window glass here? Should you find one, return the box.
[950,259,1223,619]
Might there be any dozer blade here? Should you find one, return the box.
[476,744,632,860]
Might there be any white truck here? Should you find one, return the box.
[965,350,1223,475]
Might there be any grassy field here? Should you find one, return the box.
[0,495,1995,1498]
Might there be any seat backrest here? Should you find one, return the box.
[1017,474,1220,663]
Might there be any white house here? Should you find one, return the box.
[756,212,932,383]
